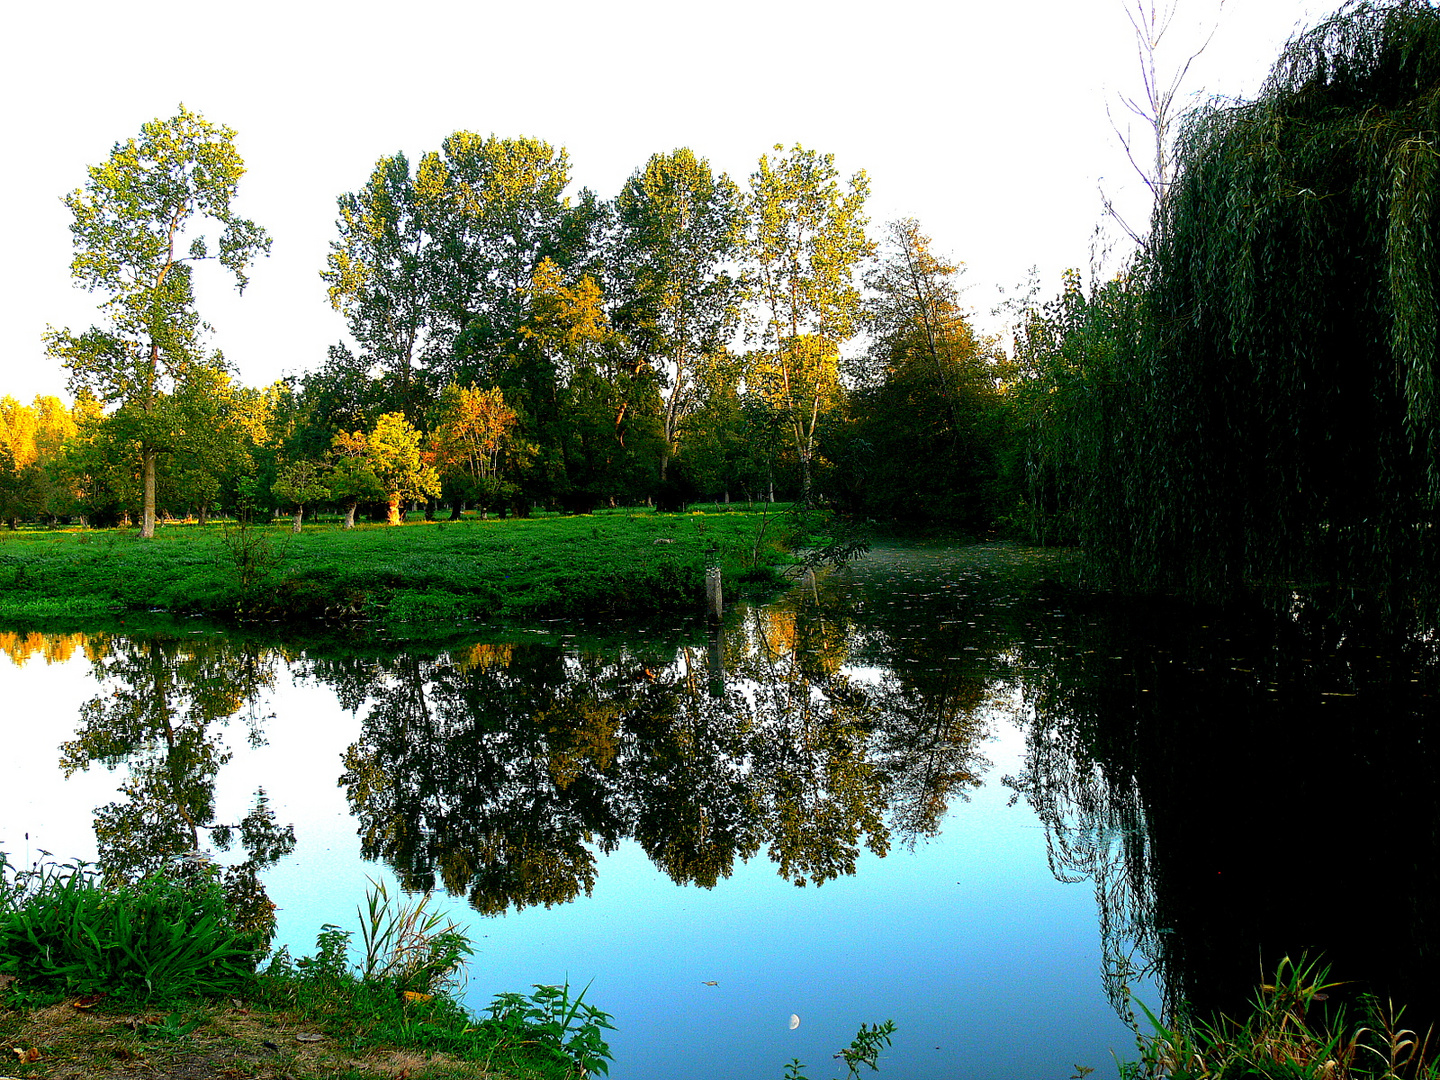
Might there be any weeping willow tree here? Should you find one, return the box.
[1128,0,1440,607]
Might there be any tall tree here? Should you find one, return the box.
[610,149,744,477]
[45,105,269,539]
[746,145,872,501]
[323,153,432,418]
[846,218,1013,526]
[323,134,599,410]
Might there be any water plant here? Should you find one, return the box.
[355,876,471,994]
[486,978,616,1078]
[782,1019,897,1079]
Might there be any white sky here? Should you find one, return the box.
[2,0,1329,405]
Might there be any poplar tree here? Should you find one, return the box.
[746,145,872,501]
[45,105,269,539]
[610,149,744,478]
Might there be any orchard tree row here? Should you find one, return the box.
[8,109,1016,536]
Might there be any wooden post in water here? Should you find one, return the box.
[707,622,725,698]
[705,566,723,621]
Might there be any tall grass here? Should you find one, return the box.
[1126,956,1439,1080]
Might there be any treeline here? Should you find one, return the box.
[9,121,1020,535]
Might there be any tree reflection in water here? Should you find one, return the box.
[45,632,297,942]
[35,546,1064,955]
[1010,589,1440,1028]
[322,566,1003,916]
[36,546,1440,1037]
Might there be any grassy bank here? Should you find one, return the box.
[0,857,613,1080]
[0,506,789,634]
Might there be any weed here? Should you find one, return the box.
[0,852,261,999]
[1123,955,1440,1079]
[486,978,616,1077]
[781,1019,896,1079]
[356,878,471,994]
[134,1009,203,1039]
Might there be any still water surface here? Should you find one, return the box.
[6,542,1433,1077]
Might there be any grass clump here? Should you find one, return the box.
[0,854,267,1000]
[260,880,614,1078]
[1124,956,1440,1080]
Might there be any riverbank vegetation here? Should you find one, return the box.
[0,854,615,1078]
[0,507,789,630]
[1012,0,1440,618]
[1124,956,1440,1079]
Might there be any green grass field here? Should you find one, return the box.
[0,506,789,635]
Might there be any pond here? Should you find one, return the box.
[4,541,1436,1078]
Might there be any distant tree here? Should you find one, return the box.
[368,412,441,526]
[323,133,601,413]
[323,152,432,418]
[845,218,1015,526]
[45,105,269,539]
[325,429,386,529]
[746,145,872,502]
[271,459,331,533]
[429,383,518,518]
[0,395,80,526]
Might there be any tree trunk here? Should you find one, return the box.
[197,504,209,527]
[140,447,157,539]
[386,495,401,526]
[344,500,357,529]
[291,507,304,534]
[449,501,463,521]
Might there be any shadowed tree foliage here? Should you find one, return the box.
[835,218,1015,528]
[1071,0,1440,607]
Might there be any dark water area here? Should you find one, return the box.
[4,541,1439,1075]
[1011,583,1440,1027]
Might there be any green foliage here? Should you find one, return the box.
[44,105,269,540]
[839,218,1015,528]
[781,1019,897,1079]
[1019,1,1440,612]
[355,878,471,994]
[0,853,263,999]
[611,148,745,468]
[1123,956,1440,1079]
[1009,268,1150,561]
[134,1010,204,1040]
[747,144,873,501]
[261,896,610,1079]
[486,979,616,1078]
